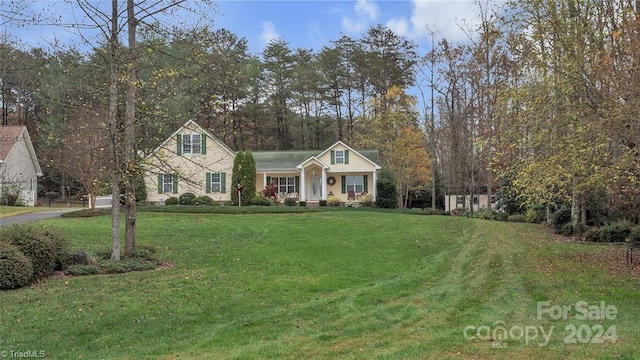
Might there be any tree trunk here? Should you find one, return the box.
[571,176,582,240]
[109,0,121,261]
[124,0,138,257]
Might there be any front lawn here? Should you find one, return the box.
[0,211,638,359]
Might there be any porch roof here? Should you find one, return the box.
[253,149,379,171]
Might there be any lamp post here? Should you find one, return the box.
[236,181,243,207]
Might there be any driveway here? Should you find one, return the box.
[0,209,81,226]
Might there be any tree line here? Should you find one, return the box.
[2,0,639,233]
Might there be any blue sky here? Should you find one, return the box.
[4,0,484,55]
[215,0,481,54]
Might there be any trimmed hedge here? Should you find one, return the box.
[0,242,34,290]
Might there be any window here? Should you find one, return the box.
[210,172,221,193]
[278,177,296,194]
[345,175,364,193]
[182,134,202,154]
[267,176,298,194]
[456,196,464,205]
[159,174,175,194]
[330,149,349,164]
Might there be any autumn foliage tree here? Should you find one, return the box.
[354,86,431,208]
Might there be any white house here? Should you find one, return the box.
[0,126,43,206]
[144,120,381,204]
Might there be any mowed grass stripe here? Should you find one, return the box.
[0,212,638,359]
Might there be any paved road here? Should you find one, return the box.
[0,209,81,226]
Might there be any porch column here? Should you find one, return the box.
[300,168,306,201]
[321,167,327,200]
[372,170,377,201]
[263,173,267,189]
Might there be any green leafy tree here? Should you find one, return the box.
[376,167,397,209]
[240,151,256,206]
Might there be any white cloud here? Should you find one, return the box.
[355,0,379,20]
[341,0,379,35]
[341,16,364,34]
[373,0,482,45]
[386,17,410,38]
[260,21,281,45]
[409,0,480,43]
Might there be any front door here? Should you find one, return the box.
[309,176,321,200]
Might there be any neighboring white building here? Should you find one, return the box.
[0,126,43,206]
[444,186,497,212]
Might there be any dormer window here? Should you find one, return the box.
[334,150,345,164]
[177,133,205,155]
[182,134,201,154]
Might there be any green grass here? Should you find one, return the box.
[1,212,638,359]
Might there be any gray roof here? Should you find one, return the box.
[252,149,380,171]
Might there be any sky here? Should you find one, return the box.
[213,0,482,54]
[3,0,485,55]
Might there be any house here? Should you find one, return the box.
[444,186,497,212]
[0,126,43,206]
[144,120,381,204]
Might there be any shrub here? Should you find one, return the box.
[299,201,307,207]
[507,214,526,223]
[94,248,114,260]
[178,192,197,205]
[193,196,214,206]
[284,198,297,206]
[101,259,156,274]
[359,193,374,207]
[376,167,397,208]
[127,245,158,262]
[164,197,179,205]
[66,264,100,276]
[472,209,506,221]
[1,224,69,280]
[600,221,632,242]
[559,223,575,236]
[525,205,546,223]
[451,207,467,217]
[584,227,601,242]
[41,227,71,270]
[630,226,640,243]
[0,242,34,290]
[319,200,327,207]
[551,206,572,234]
[327,196,341,207]
[249,195,271,206]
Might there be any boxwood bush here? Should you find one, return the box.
[164,197,179,205]
[0,242,34,290]
[600,221,632,242]
[1,224,70,280]
[284,198,297,206]
[178,192,197,205]
[193,195,214,206]
[249,195,271,206]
